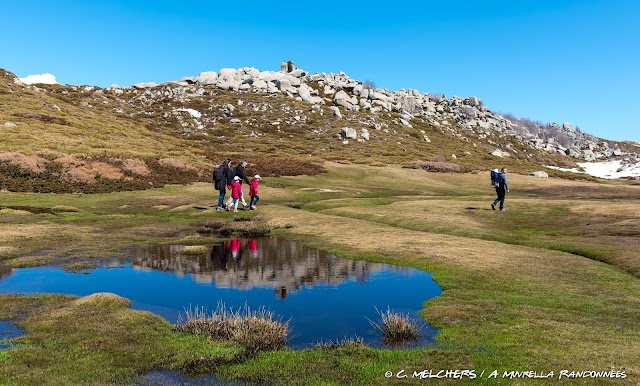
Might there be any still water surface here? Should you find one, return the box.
[0,237,441,348]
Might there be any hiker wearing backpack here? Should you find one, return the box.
[213,159,231,211]
[491,167,510,212]
[226,160,250,209]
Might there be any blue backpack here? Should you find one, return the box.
[490,169,501,188]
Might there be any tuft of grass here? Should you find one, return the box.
[175,303,289,356]
[367,307,422,343]
[63,261,97,272]
[50,205,80,213]
[0,208,33,215]
[314,336,367,350]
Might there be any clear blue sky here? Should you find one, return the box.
[1,0,638,142]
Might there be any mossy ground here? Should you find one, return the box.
[1,162,639,385]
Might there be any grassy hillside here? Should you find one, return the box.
[1,68,606,194]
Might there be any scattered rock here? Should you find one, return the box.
[340,127,357,140]
[530,171,549,178]
[491,149,510,158]
[329,106,342,119]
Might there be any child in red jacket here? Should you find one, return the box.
[249,175,261,210]
[227,176,243,212]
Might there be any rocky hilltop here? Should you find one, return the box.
[1,63,638,193]
[130,61,637,161]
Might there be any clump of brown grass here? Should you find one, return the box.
[175,303,289,355]
[367,307,422,343]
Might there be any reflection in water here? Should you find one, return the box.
[0,320,24,350]
[0,236,441,348]
[137,370,254,386]
[0,266,14,280]
[132,237,397,299]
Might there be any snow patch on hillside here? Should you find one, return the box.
[547,160,640,179]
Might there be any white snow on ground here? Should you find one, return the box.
[546,160,640,179]
[175,108,202,118]
[19,73,57,84]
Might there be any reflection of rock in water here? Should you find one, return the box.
[0,266,14,280]
[130,237,400,297]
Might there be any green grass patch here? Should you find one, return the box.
[5,255,55,268]
[63,261,97,272]
[0,294,242,385]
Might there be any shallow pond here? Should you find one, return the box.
[0,320,24,350]
[0,237,441,348]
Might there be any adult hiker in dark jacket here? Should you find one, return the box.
[491,167,510,212]
[226,160,250,209]
[214,159,231,210]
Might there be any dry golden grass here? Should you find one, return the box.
[367,307,422,342]
[263,203,540,272]
[176,303,289,356]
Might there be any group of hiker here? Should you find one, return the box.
[213,160,509,213]
[212,159,261,212]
